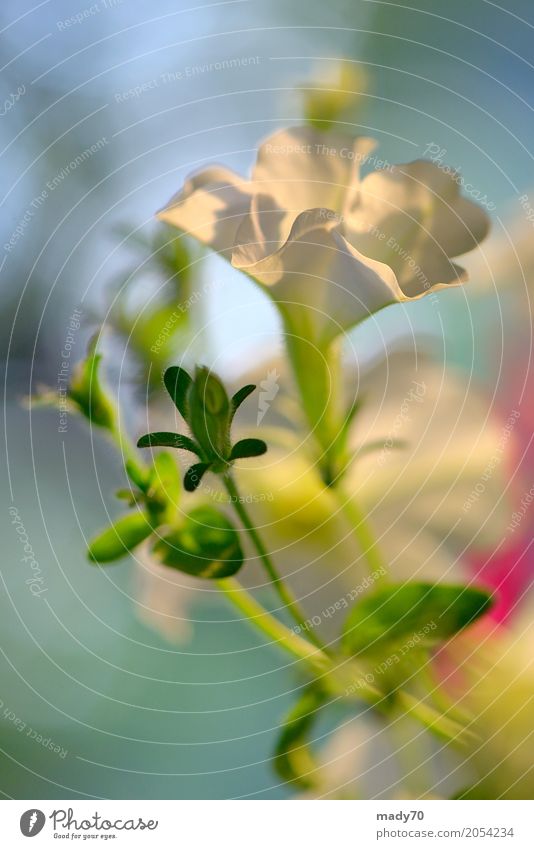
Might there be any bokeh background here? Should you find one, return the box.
[1,0,533,799]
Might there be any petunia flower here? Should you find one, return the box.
[158,126,489,349]
[467,324,534,623]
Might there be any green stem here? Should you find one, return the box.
[110,419,147,482]
[397,692,478,747]
[217,578,330,675]
[217,578,379,703]
[336,483,388,578]
[222,474,329,652]
[281,319,388,579]
[419,663,474,729]
[282,317,341,485]
[218,579,465,745]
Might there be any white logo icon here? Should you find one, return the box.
[257,369,280,425]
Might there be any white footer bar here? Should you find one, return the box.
[1,799,532,848]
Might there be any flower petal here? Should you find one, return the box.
[345,159,490,294]
[232,207,402,345]
[252,126,376,224]
[157,166,251,257]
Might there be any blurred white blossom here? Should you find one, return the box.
[159,126,489,348]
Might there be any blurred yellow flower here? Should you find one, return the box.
[298,60,370,130]
[442,616,534,799]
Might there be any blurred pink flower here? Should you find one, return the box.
[471,538,533,623]
[469,348,534,623]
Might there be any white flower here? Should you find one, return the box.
[159,126,489,347]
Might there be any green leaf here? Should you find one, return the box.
[152,506,244,578]
[184,462,211,492]
[230,384,256,422]
[137,431,201,456]
[115,488,133,500]
[188,367,231,461]
[274,686,326,789]
[230,438,268,460]
[331,397,363,459]
[125,460,150,492]
[88,512,153,563]
[163,366,192,420]
[147,452,181,519]
[68,336,116,430]
[342,582,493,657]
[114,488,143,507]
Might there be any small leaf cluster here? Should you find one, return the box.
[31,336,117,432]
[80,366,255,579]
[88,451,245,579]
[137,365,267,492]
[87,452,180,563]
[67,336,116,430]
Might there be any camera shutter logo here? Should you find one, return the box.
[20,810,46,837]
